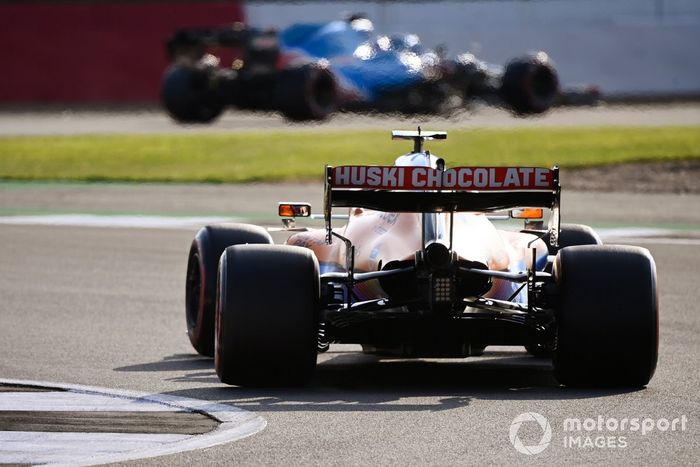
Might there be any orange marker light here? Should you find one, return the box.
[511,208,544,220]
[278,203,311,218]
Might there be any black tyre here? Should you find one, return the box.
[559,223,602,248]
[524,344,553,358]
[161,64,226,123]
[276,64,337,121]
[526,224,602,357]
[501,54,559,114]
[185,224,272,357]
[215,245,320,386]
[541,223,602,256]
[553,245,658,387]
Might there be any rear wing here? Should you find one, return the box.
[324,164,561,245]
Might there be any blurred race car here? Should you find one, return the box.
[185,129,658,388]
[162,15,562,123]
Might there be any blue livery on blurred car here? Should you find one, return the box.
[162,15,571,123]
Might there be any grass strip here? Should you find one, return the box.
[0,126,698,183]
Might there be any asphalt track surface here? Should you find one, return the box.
[1,102,700,136]
[1,182,699,465]
[1,105,699,464]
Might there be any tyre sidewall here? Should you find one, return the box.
[215,244,320,386]
[554,245,659,387]
[185,224,273,357]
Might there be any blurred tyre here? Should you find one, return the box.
[276,64,338,121]
[161,64,226,123]
[501,53,559,114]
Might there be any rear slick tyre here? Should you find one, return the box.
[185,224,272,357]
[216,245,320,386]
[558,223,602,249]
[541,223,602,256]
[553,245,659,387]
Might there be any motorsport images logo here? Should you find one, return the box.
[509,412,689,454]
[509,412,552,455]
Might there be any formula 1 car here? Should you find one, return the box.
[185,129,658,388]
[163,15,561,123]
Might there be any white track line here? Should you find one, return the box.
[607,237,700,246]
[1,215,698,245]
[0,379,266,466]
[597,227,677,238]
[0,391,185,412]
[598,228,700,246]
[0,214,232,230]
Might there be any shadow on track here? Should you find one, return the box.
[114,354,212,372]
[114,354,221,384]
[116,350,643,413]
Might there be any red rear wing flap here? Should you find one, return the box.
[325,165,559,213]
